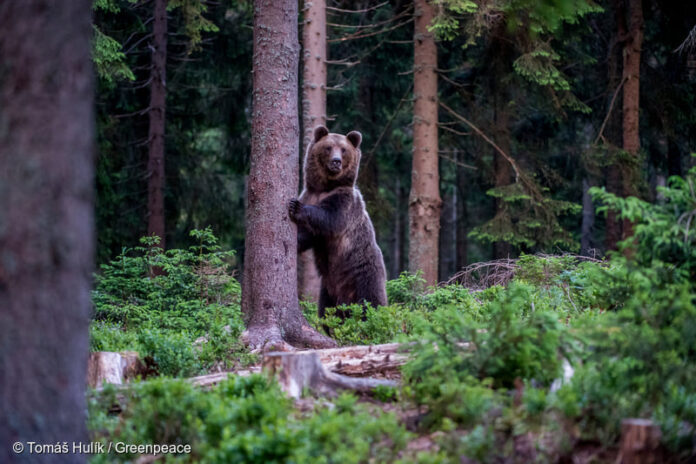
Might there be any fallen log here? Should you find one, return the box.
[314,342,408,376]
[263,351,397,398]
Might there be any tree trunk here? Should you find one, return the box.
[147,0,167,247]
[392,177,403,279]
[0,1,94,461]
[299,0,327,303]
[438,186,456,281]
[243,0,335,351]
[605,0,626,251]
[493,106,512,259]
[456,151,468,270]
[621,0,643,242]
[409,0,441,286]
[581,178,596,255]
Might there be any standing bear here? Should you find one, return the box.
[289,125,388,318]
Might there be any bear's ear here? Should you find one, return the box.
[347,131,362,149]
[313,125,329,142]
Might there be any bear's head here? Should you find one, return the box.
[303,125,362,192]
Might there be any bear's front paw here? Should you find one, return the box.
[289,198,303,221]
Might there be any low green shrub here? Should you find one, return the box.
[89,375,408,463]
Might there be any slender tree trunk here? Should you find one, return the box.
[299,0,327,302]
[392,177,403,279]
[147,0,167,247]
[438,187,456,281]
[605,0,625,251]
[581,178,595,255]
[0,1,94,461]
[409,0,441,286]
[455,150,468,269]
[243,0,335,351]
[621,0,643,242]
[493,105,512,259]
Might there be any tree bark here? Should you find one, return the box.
[456,151,468,270]
[0,1,94,461]
[605,0,626,251]
[409,0,441,286]
[621,0,643,242]
[147,0,167,247]
[493,105,512,259]
[243,0,335,351]
[299,0,327,303]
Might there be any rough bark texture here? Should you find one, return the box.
[147,0,167,247]
[409,0,441,286]
[243,0,335,351]
[299,0,327,303]
[0,1,94,461]
[620,0,643,242]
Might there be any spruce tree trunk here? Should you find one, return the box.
[621,0,643,241]
[147,0,167,247]
[0,1,94,461]
[455,150,468,270]
[581,178,595,255]
[409,0,441,286]
[493,106,512,259]
[299,0,327,302]
[605,0,626,251]
[243,0,335,351]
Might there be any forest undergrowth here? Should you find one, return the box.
[88,169,696,463]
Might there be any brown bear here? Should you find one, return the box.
[289,125,387,318]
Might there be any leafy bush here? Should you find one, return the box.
[90,228,249,375]
[89,376,408,464]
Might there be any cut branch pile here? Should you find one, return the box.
[445,253,603,290]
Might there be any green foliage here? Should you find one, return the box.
[591,165,696,281]
[469,183,582,250]
[168,0,219,53]
[90,229,249,375]
[89,376,408,463]
[92,25,135,84]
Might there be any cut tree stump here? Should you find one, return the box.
[619,419,662,464]
[262,351,398,398]
[87,351,147,388]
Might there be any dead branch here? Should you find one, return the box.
[439,101,522,182]
[593,76,627,146]
[329,18,413,43]
[326,1,389,14]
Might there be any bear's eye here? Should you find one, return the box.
[325,146,331,154]
[341,147,346,154]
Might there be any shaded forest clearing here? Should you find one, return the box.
[86,193,696,462]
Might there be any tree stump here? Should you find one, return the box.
[87,351,147,388]
[262,351,397,399]
[620,418,662,464]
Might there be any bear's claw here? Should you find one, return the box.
[289,198,302,221]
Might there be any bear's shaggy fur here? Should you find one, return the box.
[289,125,387,318]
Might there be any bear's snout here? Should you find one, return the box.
[328,156,342,173]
